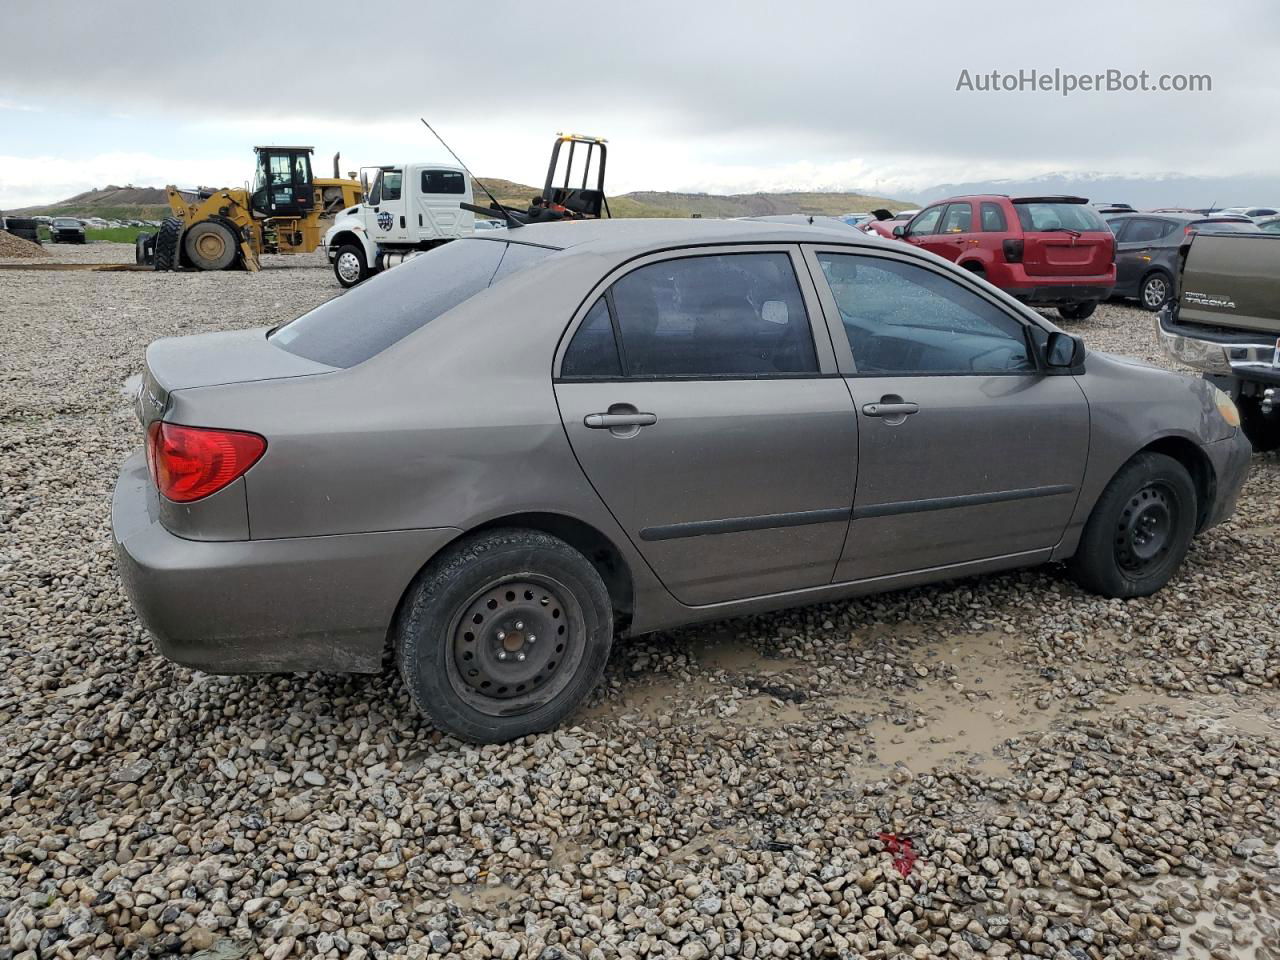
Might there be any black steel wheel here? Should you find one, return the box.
[1069,452,1197,597]
[396,528,613,743]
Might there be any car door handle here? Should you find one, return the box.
[584,412,658,428]
[862,401,919,417]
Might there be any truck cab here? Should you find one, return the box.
[323,162,475,287]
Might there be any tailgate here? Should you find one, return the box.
[1022,232,1113,277]
[1180,232,1280,334]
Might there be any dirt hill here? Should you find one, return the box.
[14,180,909,223]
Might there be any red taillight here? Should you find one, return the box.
[146,422,266,503]
[1002,238,1024,263]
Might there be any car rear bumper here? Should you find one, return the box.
[111,451,461,674]
[1003,284,1115,304]
[1201,431,1251,530]
[1156,308,1280,385]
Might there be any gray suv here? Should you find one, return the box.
[1106,212,1260,310]
[113,219,1250,742]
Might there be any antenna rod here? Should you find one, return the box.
[420,118,511,219]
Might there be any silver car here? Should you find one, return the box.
[112,219,1250,742]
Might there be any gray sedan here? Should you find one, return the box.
[112,219,1250,742]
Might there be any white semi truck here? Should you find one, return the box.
[322,162,476,287]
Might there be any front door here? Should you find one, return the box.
[924,201,976,264]
[1112,217,1166,296]
[807,247,1090,581]
[553,246,858,606]
[367,168,410,245]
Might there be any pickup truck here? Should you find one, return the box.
[1157,231,1280,450]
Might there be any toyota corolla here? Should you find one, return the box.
[112,219,1250,742]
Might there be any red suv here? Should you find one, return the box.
[890,195,1115,320]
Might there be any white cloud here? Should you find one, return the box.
[0,152,244,207]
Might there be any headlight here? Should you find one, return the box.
[1211,385,1241,427]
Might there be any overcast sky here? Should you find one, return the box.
[2,0,1278,207]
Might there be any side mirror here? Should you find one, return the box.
[1046,331,1084,369]
[892,225,906,238]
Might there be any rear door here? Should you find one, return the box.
[553,246,858,606]
[413,167,473,239]
[1112,217,1166,294]
[805,246,1089,580]
[1013,200,1114,278]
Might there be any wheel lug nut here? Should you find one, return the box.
[497,651,508,661]
[515,652,526,662]
[515,621,525,630]
[527,634,536,643]
[496,630,506,641]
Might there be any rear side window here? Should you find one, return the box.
[979,202,1007,232]
[561,299,622,378]
[1120,218,1169,243]
[271,240,545,367]
[421,169,466,194]
[565,253,818,378]
[939,203,972,233]
[817,253,1033,375]
[1014,201,1106,232]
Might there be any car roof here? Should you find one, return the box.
[489,217,897,255]
[1106,211,1198,221]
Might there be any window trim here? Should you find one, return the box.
[553,243,840,382]
[800,244,1047,379]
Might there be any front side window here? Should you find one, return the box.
[905,206,944,237]
[817,253,1034,375]
[422,169,466,194]
[939,203,973,234]
[567,252,818,379]
[380,170,403,201]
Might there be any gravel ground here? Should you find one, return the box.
[1,250,1278,960]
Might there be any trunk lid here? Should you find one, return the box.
[1013,199,1114,278]
[134,327,335,426]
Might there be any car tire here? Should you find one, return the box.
[153,217,182,271]
[183,220,238,271]
[1139,272,1172,311]
[1057,302,1097,321]
[1068,452,1197,598]
[1238,396,1280,452]
[395,528,613,743]
[333,243,369,288]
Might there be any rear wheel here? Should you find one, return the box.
[1058,302,1097,321]
[1139,272,1171,311]
[1238,395,1280,451]
[333,243,369,287]
[153,217,182,271]
[1068,452,1197,597]
[183,220,237,271]
[396,529,613,743]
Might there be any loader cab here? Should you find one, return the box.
[250,146,316,218]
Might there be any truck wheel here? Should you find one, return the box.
[1238,396,1280,452]
[1058,302,1097,321]
[1139,272,1171,311]
[183,220,237,271]
[333,243,369,287]
[395,529,613,743]
[153,217,182,271]
[1068,452,1197,598]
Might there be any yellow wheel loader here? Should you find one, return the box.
[138,146,362,272]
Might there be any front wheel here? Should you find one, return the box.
[1139,272,1171,311]
[395,529,613,743]
[333,243,369,288]
[1058,302,1097,321]
[1068,452,1197,598]
[1239,394,1280,451]
[183,220,238,271]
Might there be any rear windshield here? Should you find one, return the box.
[1013,202,1107,233]
[271,239,553,367]
[1191,219,1261,233]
